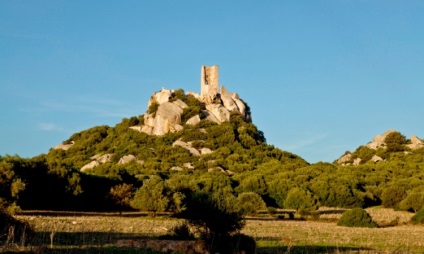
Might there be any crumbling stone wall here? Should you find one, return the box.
[200,65,219,96]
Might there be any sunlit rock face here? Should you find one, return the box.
[130,65,250,136]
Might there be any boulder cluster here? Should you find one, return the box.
[80,153,144,172]
[130,86,249,136]
[337,130,423,166]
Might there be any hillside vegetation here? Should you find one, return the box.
[1,88,424,218]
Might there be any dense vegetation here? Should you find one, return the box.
[1,89,424,218]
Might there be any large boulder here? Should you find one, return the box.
[173,139,201,156]
[366,130,396,149]
[81,161,100,172]
[407,135,424,150]
[97,153,113,163]
[118,155,145,165]
[337,153,352,165]
[205,104,230,123]
[186,115,201,126]
[233,97,247,117]
[149,88,173,105]
[53,141,74,151]
[203,110,220,124]
[150,100,187,136]
[370,155,383,163]
[221,94,239,112]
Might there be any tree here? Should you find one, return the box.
[0,159,25,214]
[267,177,296,208]
[384,131,407,152]
[284,187,319,215]
[234,192,266,216]
[381,180,410,208]
[235,174,267,196]
[398,186,424,212]
[108,183,134,211]
[179,191,245,253]
[130,176,169,215]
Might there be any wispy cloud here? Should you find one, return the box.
[23,95,140,118]
[37,122,65,132]
[284,133,329,151]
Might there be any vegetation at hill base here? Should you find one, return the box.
[337,208,378,228]
[1,89,424,223]
[410,208,424,224]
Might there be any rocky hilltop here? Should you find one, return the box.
[337,130,423,166]
[51,65,280,173]
[129,65,249,136]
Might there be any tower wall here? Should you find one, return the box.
[200,65,219,96]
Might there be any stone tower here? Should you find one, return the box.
[200,65,219,96]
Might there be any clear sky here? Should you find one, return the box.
[1,1,423,163]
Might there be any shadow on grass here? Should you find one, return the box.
[1,246,163,254]
[29,231,156,247]
[3,231,166,253]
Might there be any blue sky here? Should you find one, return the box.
[1,1,423,163]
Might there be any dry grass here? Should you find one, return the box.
[3,208,423,253]
[244,207,422,253]
[19,215,180,236]
[243,219,424,253]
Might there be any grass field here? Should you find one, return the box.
[2,207,423,253]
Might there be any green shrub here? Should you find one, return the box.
[284,187,319,215]
[337,208,377,228]
[147,102,159,115]
[234,192,267,216]
[410,208,424,224]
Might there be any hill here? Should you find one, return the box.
[1,65,424,215]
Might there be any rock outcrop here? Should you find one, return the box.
[407,135,424,150]
[186,115,201,126]
[81,161,100,172]
[172,139,201,157]
[92,153,113,163]
[130,66,250,136]
[118,154,144,165]
[337,130,423,166]
[366,130,396,149]
[205,104,230,123]
[337,153,352,165]
[141,99,188,136]
[53,141,74,151]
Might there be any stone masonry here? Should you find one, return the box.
[200,65,219,96]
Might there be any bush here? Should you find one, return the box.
[0,211,34,245]
[234,192,267,216]
[337,208,377,228]
[410,208,424,224]
[160,223,195,240]
[284,187,319,215]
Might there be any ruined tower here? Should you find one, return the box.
[200,65,219,96]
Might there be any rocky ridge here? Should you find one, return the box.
[337,130,423,166]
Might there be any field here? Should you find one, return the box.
[2,207,424,253]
